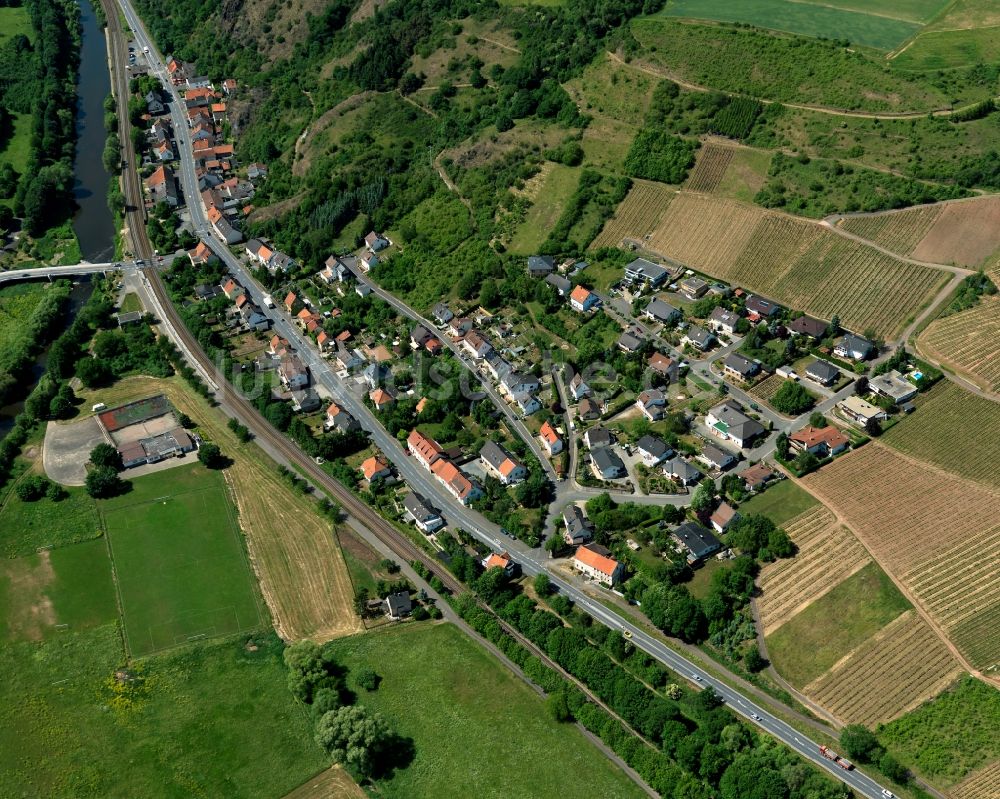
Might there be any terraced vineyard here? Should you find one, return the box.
[841,197,1000,268]
[591,179,675,249]
[804,443,1000,670]
[837,206,943,256]
[804,610,962,726]
[883,382,1000,488]
[919,296,1000,393]
[620,193,945,338]
[904,524,1000,670]
[685,144,735,193]
[756,506,871,635]
[952,761,1000,799]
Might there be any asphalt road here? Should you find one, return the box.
[110,3,897,794]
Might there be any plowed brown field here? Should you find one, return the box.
[951,761,1000,799]
[591,179,676,249]
[919,296,1000,393]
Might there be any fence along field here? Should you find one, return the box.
[882,382,1000,489]
[918,297,1000,393]
[804,610,962,727]
[803,442,1000,670]
[952,760,1000,799]
[839,197,1000,268]
[591,179,675,249]
[684,144,735,194]
[626,192,945,338]
[756,506,871,636]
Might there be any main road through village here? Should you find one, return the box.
[44,3,906,795]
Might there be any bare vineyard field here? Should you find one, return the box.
[883,382,1000,489]
[837,205,943,257]
[805,610,962,726]
[919,296,1000,393]
[904,524,1000,670]
[804,443,1000,670]
[685,145,735,194]
[802,443,995,572]
[911,197,1000,268]
[952,761,1000,799]
[627,193,944,338]
[591,180,675,249]
[756,506,871,635]
[747,374,784,403]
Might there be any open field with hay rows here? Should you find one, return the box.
[803,442,1000,669]
[882,382,1000,488]
[804,610,962,726]
[918,297,1000,393]
[627,192,944,337]
[756,506,871,635]
[951,761,1000,799]
[685,144,735,193]
[836,205,942,256]
[591,180,675,249]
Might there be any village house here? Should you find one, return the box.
[869,369,918,405]
[278,354,309,390]
[709,502,739,534]
[289,387,320,412]
[363,362,390,390]
[539,421,563,456]
[462,329,493,360]
[637,435,672,467]
[360,455,392,483]
[745,295,781,320]
[837,395,888,427]
[369,388,395,411]
[484,351,512,381]
[789,425,850,457]
[359,252,379,272]
[648,352,679,383]
[432,302,453,325]
[645,298,680,326]
[335,342,362,372]
[209,206,242,244]
[569,372,591,400]
[663,456,700,486]
[187,241,215,266]
[788,316,828,339]
[431,458,483,505]
[545,273,572,297]
[834,333,874,362]
[573,543,625,586]
[407,429,444,469]
[527,255,555,276]
[570,285,600,313]
[707,307,741,336]
[448,317,473,338]
[365,231,389,252]
[513,392,541,416]
[636,389,667,421]
[805,359,840,387]
[384,591,412,620]
[501,371,540,397]
[480,440,528,485]
[482,551,518,578]
[679,276,708,300]
[706,400,766,449]
[672,521,722,563]
[591,447,627,480]
[625,258,669,288]
[698,443,738,472]
[738,462,775,493]
[617,330,646,353]
[404,492,444,533]
[584,426,613,450]
[325,402,360,432]
[563,505,594,545]
[145,165,178,207]
[682,324,715,352]
[722,353,760,382]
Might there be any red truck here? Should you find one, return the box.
[819,746,855,771]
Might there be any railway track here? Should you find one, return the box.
[141,266,655,755]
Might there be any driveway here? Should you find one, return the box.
[43,416,107,485]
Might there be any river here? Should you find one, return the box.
[71,0,117,263]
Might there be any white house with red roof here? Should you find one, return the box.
[573,543,625,586]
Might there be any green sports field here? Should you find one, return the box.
[102,464,265,656]
[659,0,923,50]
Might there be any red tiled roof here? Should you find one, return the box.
[539,421,560,444]
[570,285,592,304]
[574,545,619,577]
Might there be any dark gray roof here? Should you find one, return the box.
[592,446,626,475]
[723,352,759,377]
[637,435,670,458]
[646,298,679,322]
[403,492,439,523]
[625,258,668,284]
[806,359,840,382]
[672,522,722,560]
[527,255,555,274]
[384,591,412,617]
[480,440,519,471]
[663,457,699,482]
[585,426,613,448]
[788,316,827,338]
[563,505,594,539]
[545,273,572,294]
[618,331,645,351]
[746,295,781,316]
[701,443,735,466]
